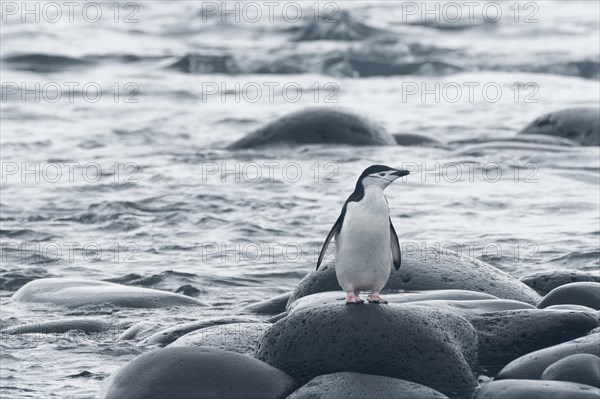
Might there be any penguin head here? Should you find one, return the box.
[357,164,410,189]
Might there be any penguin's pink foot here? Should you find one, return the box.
[345,293,364,304]
[368,293,388,304]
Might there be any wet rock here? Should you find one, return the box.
[496,332,600,380]
[12,278,208,308]
[288,248,540,306]
[227,108,396,149]
[466,309,598,367]
[266,312,287,323]
[118,322,156,341]
[175,285,201,297]
[244,292,291,315]
[102,347,296,399]
[519,108,600,146]
[393,133,446,147]
[521,270,600,295]
[256,303,478,398]
[286,372,449,399]
[1,318,112,335]
[2,53,93,73]
[168,322,269,355]
[294,10,384,41]
[475,380,600,399]
[167,52,239,74]
[538,282,600,310]
[287,290,508,314]
[544,304,598,312]
[140,316,262,347]
[541,354,600,388]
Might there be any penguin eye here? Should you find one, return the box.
[379,173,386,176]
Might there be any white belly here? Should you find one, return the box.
[335,191,392,293]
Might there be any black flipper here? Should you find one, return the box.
[316,213,343,270]
[390,218,401,270]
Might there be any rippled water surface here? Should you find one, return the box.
[1,1,599,398]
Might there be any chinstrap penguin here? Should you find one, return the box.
[317,165,410,304]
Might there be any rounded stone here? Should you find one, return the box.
[288,248,540,307]
[286,372,449,399]
[12,278,208,308]
[541,354,600,388]
[475,380,600,399]
[393,133,446,147]
[1,318,112,335]
[256,303,478,398]
[496,332,600,380]
[227,108,396,149]
[103,347,296,399]
[521,270,600,295]
[168,322,270,355]
[518,108,600,146]
[140,316,262,347]
[243,292,292,315]
[465,309,599,367]
[538,282,600,310]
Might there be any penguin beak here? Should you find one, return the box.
[391,170,410,178]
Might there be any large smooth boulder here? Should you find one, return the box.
[102,347,296,399]
[1,318,112,335]
[140,316,262,347]
[521,270,600,295]
[256,303,478,398]
[538,282,600,310]
[496,332,600,380]
[287,290,525,314]
[475,380,600,399]
[168,322,270,355]
[286,372,449,399]
[288,248,540,306]
[243,292,292,315]
[12,278,208,308]
[541,354,600,388]
[465,309,598,367]
[227,108,396,149]
[393,133,446,147]
[518,108,600,146]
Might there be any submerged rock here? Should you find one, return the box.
[1,318,112,335]
[466,309,598,367]
[538,282,600,310]
[256,303,478,398]
[167,53,239,74]
[286,372,450,399]
[519,108,600,146]
[12,278,208,308]
[541,353,600,388]
[243,292,291,315]
[294,10,384,41]
[393,133,446,147]
[496,333,600,380]
[475,380,600,399]
[102,347,296,399]
[521,270,600,296]
[140,316,262,347]
[227,108,396,149]
[168,322,270,355]
[288,248,540,306]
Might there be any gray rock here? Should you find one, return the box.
[393,133,446,147]
[542,354,600,388]
[294,10,384,41]
[519,108,600,146]
[288,248,540,306]
[12,278,208,308]
[287,290,513,314]
[1,318,112,335]
[538,282,600,310]
[141,316,262,347]
[544,304,598,312]
[496,332,600,380]
[286,372,449,399]
[118,322,157,341]
[168,322,270,355]
[244,292,292,315]
[227,108,396,149]
[102,347,296,399]
[466,309,598,367]
[256,303,478,398]
[521,270,600,295]
[475,380,600,399]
